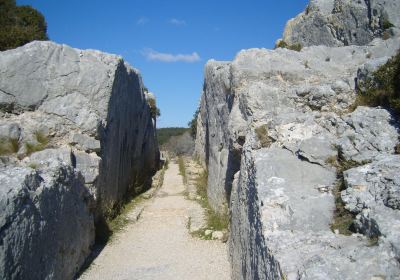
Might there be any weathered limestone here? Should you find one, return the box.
[343,156,400,259]
[0,41,159,211]
[197,36,400,214]
[0,161,94,280]
[0,41,159,279]
[196,4,400,277]
[282,0,400,47]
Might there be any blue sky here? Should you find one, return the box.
[17,0,309,128]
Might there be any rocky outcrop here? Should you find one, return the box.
[0,161,94,280]
[282,0,400,47]
[195,1,400,277]
[0,40,159,210]
[343,155,400,259]
[0,41,159,279]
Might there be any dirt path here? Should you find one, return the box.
[79,160,230,280]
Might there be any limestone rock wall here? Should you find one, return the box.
[196,19,400,280]
[282,0,400,47]
[0,162,94,280]
[0,41,159,279]
[196,61,242,213]
[0,41,159,211]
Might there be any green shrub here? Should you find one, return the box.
[275,40,302,52]
[147,98,160,119]
[0,0,48,51]
[356,50,400,114]
[188,107,200,139]
[382,18,394,30]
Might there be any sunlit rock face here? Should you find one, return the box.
[196,0,400,278]
[282,0,400,47]
[0,41,159,279]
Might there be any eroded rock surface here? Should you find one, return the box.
[282,0,400,47]
[0,161,94,280]
[195,1,400,278]
[0,40,159,211]
[0,41,159,279]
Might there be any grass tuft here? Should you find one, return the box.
[178,156,187,184]
[194,168,229,232]
[0,137,20,156]
[25,130,49,155]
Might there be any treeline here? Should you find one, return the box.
[0,0,48,51]
[157,127,189,146]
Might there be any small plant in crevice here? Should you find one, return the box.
[382,18,394,30]
[355,49,400,115]
[325,148,370,236]
[0,137,20,156]
[255,125,273,148]
[275,40,302,52]
[28,163,38,169]
[25,130,49,155]
[330,178,356,236]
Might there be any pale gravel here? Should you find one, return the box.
[79,161,231,280]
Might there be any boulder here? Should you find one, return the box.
[0,41,159,212]
[0,41,159,279]
[0,162,94,280]
[337,107,399,163]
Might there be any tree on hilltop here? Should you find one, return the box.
[0,0,48,51]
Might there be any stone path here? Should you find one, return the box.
[79,160,230,280]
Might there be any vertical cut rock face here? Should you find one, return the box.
[195,1,400,276]
[0,41,159,279]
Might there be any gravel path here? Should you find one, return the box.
[79,160,230,280]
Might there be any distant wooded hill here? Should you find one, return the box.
[157,127,189,146]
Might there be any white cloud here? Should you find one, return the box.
[142,48,201,63]
[169,18,186,26]
[137,17,149,25]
